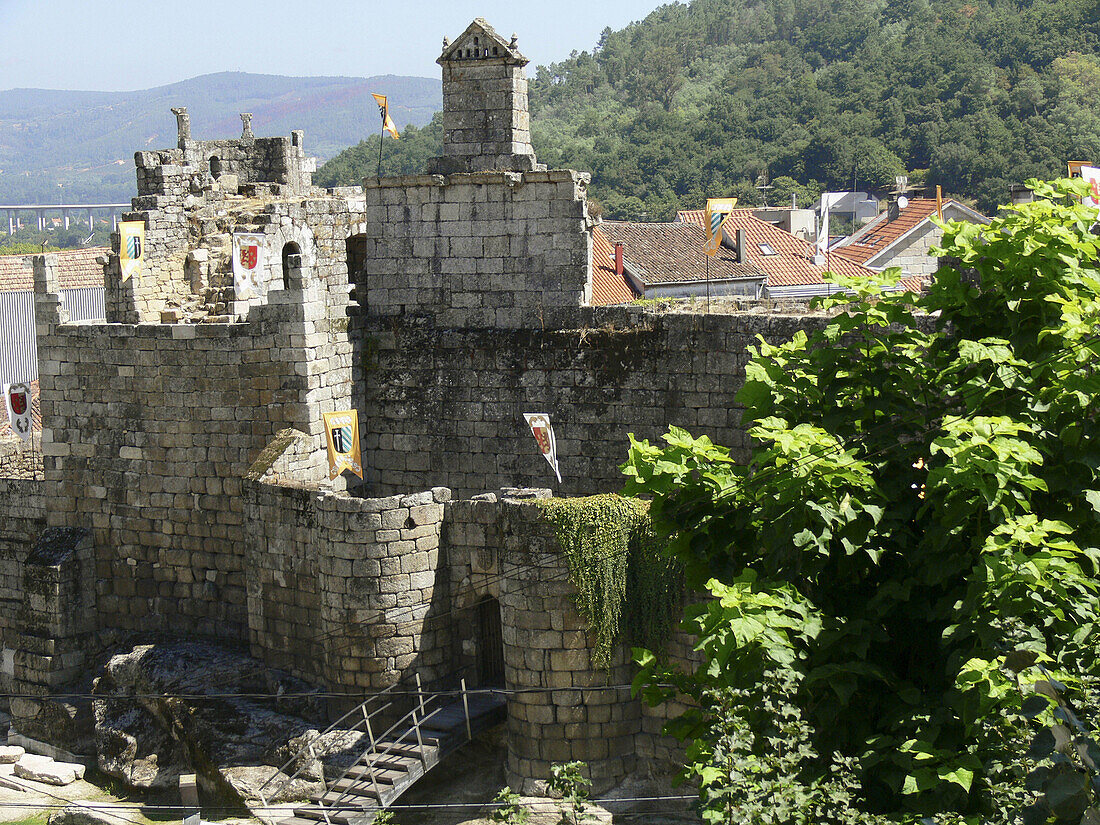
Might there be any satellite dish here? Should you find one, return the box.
[897,195,910,209]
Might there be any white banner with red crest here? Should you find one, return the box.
[4,383,31,442]
[523,412,562,483]
[232,233,267,300]
[1081,165,1100,211]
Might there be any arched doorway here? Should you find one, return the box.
[477,597,505,687]
[281,241,301,290]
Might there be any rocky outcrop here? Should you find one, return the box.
[91,641,359,801]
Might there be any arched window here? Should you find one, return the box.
[209,156,222,177]
[281,241,301,290]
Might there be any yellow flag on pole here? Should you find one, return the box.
[704,198,737,257]
[371,93,399,140]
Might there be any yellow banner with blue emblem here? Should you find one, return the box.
[323,410,363,480]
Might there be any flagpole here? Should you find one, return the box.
[377,118,384,178]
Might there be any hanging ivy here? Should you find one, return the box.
[535,494,682,669]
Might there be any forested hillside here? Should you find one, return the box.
[317,0,1100,219]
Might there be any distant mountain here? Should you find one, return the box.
[0,72,440,204]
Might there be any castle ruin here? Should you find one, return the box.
[0,19,820,794]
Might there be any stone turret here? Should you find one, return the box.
[428,18,544,174]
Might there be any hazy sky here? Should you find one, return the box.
[0,1,667,92]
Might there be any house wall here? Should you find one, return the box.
[870,220,942,278]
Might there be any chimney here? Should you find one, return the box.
[614,243,624,276]
[734,229,746,263]
[888,200,900,221]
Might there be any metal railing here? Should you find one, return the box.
[317,689,454,825]
[255,679,406,808]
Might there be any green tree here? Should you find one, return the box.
[625,179,1100,821]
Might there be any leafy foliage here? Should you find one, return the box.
[1001,652,1100,825]
[625,178,1100,820]
[319,0,1100,218]
[534,494,681,668]
[548,762,595,825]
[491,786,531,824]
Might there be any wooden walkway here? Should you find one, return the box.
[276,692,506,825]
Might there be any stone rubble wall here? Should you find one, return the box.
[356,306,825,498]
[350,171,592,327]
[0,435,43,480]
[0,477,46,693]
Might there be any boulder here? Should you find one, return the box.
[13,753,86,785]
[0,745,25,763]
[222,765,324,805]
[48,801,139,825]
[91,641,351,799]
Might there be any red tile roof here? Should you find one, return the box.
[0,247,107,292]
[0,380,42,436]
[833,199,986,267]
[590,225,641,305]
[594,219,765,294]
[676,209,875,288]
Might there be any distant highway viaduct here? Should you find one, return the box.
[0,203,130,235]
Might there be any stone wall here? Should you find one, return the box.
[349,170,592,328]
[35,249,351,645]
[0,435,43,480]
[243,477,453,695]
[8,528,96,694]
[356,306,822,498]
[879,220,941,278]
[0,477,46,693]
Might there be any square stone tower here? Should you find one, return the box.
[428,19,544,174]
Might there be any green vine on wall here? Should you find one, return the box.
[535,494,682,668]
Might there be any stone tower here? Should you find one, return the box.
[428,18,543,174]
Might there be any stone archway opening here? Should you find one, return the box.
[281,241,302,290]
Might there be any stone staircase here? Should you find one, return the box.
[269,689,506,825]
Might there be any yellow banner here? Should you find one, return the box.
[119,221,145,283]
[323,410,363,480]
[704,198,737,257]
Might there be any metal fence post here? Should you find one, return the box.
[461,678,472,741]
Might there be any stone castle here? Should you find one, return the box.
[0,19,822,793]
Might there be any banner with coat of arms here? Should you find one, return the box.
[232,233,267,300]
[323,410,363,480]
[523,412,562,483]
[118,221,145,282]
[1080,165,1100,211]
[4,383,32,442]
